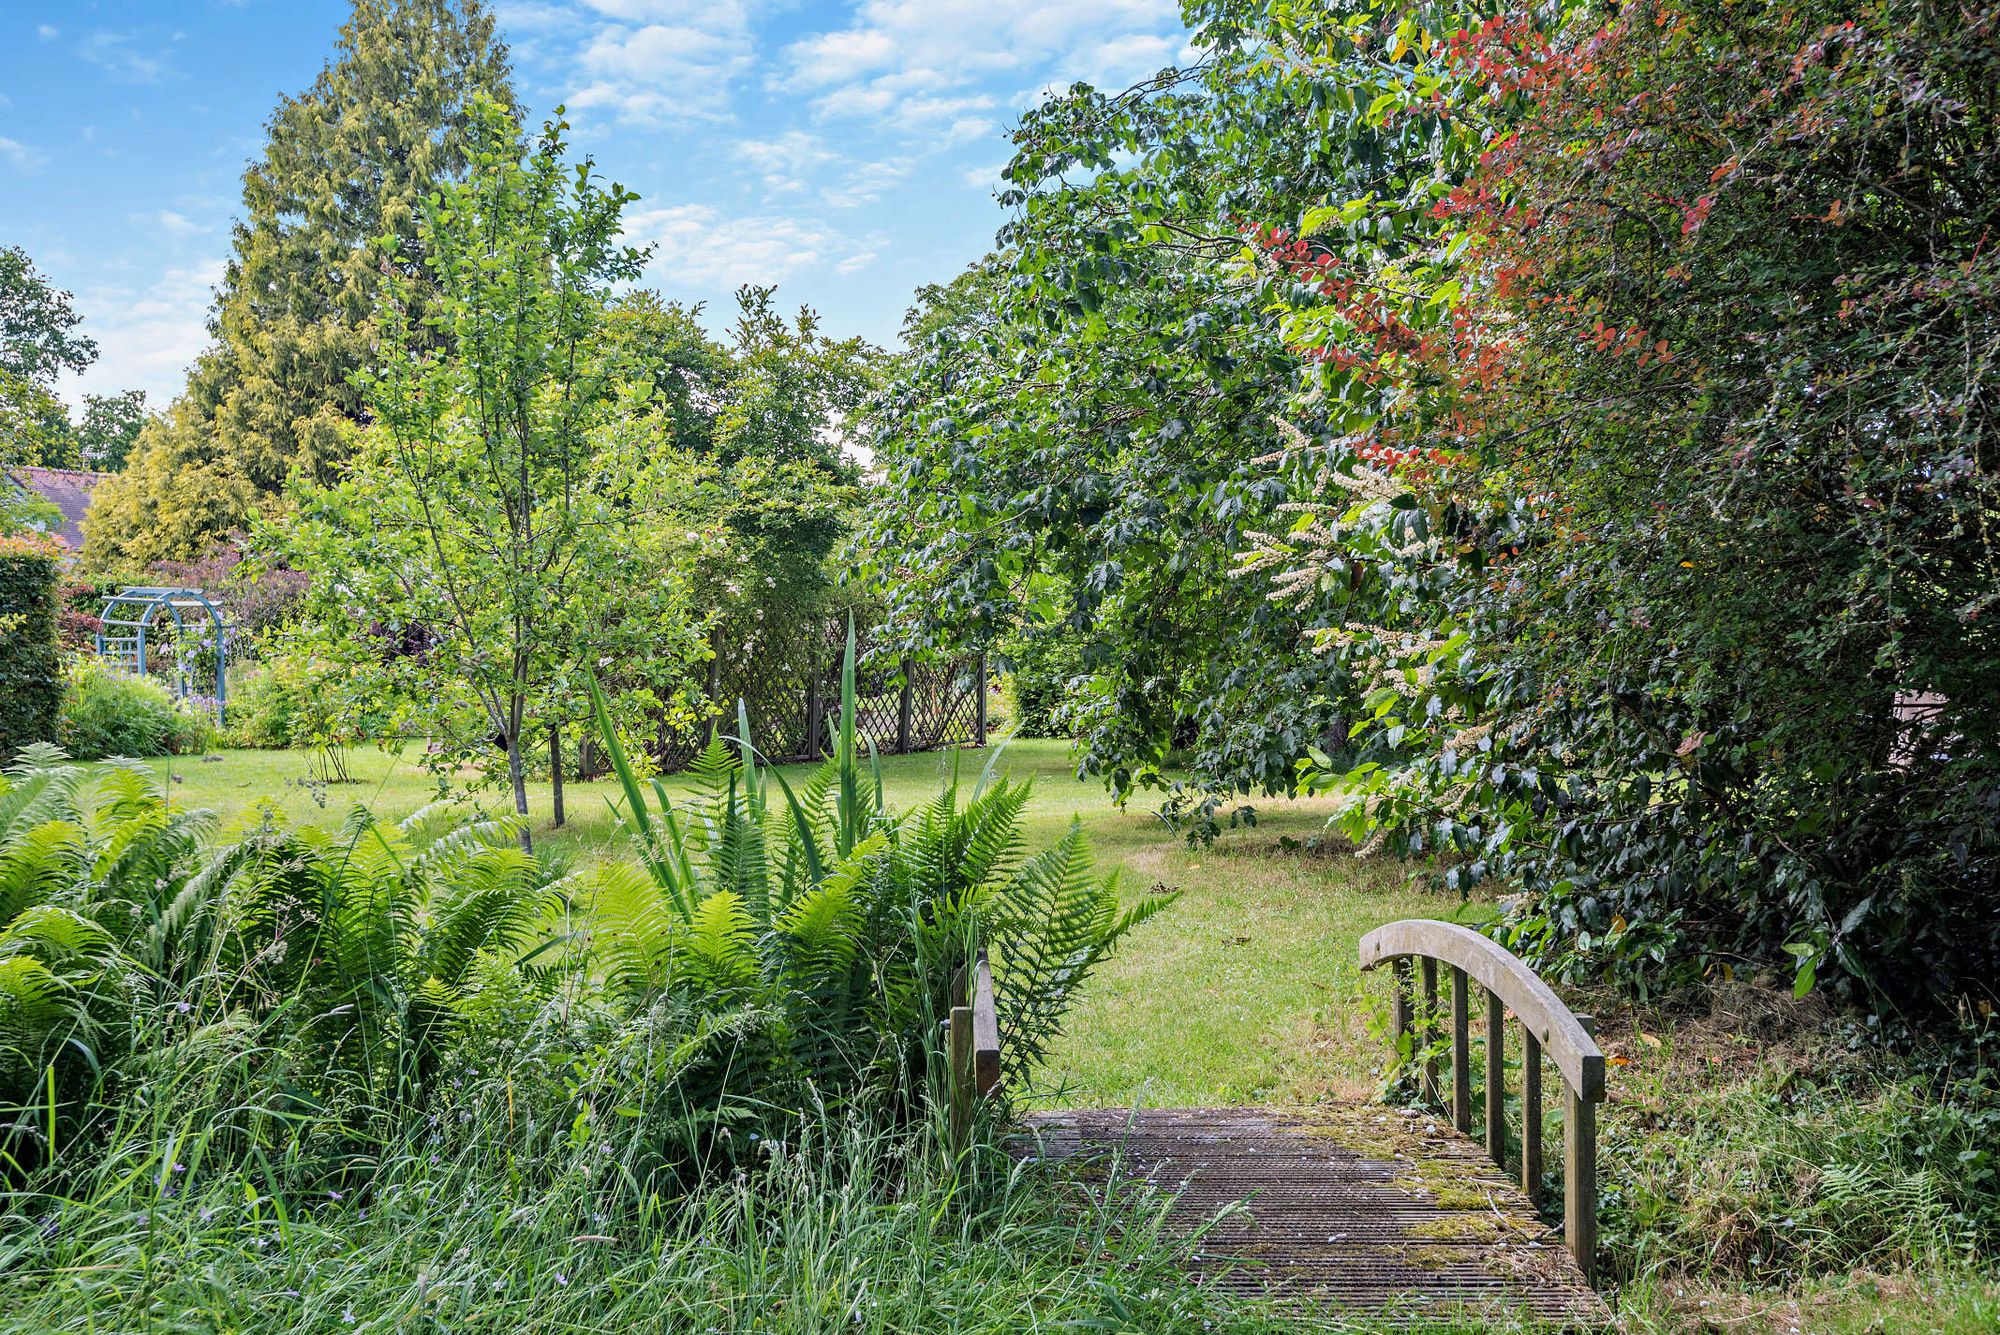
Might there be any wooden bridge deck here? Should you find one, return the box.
[1016,1105,1607,1327]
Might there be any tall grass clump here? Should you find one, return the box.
[2,1105,1314,1335]
[1594,997,2000,1295]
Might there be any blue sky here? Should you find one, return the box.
[0,1,1195,408]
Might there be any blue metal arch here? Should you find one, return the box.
[95,586,231,721]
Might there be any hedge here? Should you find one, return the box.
[0,534,63,761]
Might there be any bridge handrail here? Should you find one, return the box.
[1359,920,1604,1100]
[1359,919,1607,1286]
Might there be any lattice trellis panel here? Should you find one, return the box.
[652,617,985,773]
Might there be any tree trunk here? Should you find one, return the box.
[549,723,566,828]
[505,720,532,854]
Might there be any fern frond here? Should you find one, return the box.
[0,820,87,925]
[588,860,682,1001]
[684,890,758,998]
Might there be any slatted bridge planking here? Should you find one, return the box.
[951,921,1612,1327]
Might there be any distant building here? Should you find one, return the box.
[6,465,111,560]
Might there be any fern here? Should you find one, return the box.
[584,623,1178,1141]
[684,891,758,997]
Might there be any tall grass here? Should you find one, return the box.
[0,1066,1302,1334]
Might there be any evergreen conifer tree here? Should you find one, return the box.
[85,0,514,568]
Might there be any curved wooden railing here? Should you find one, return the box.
[946,948,1002,1144]
[1359,920,1607,1284]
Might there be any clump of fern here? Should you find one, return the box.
[190,802,564,1149]
[0,743,564,1185]
[0,744,216,1173]
[584,627,1174,1172]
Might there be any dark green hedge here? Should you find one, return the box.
[0,542,62,760]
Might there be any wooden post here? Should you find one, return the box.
[972,952,1001,1098]
[898,657,915,754]
[948,1004,973,1146]
[1486,988,1506,1164]
[1565,1015,1597,1285]
[1523,1031,1543,1203]
[804,656,825,760]
[705,635,722,744]
[1419,957,1439,1108]
[1450,967,1472,1134]
[1390,958,1412,1076]
[973,653,988,746]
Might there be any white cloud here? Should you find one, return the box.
[78,30,176,84]
[781,0,1181,127]
[736,130,837,191]
[56,260,224,408]
[578,0,731,19]
[625,204,871,289]
[559,1,753,125]
[961,160,1007,192]
[492,2,579,28]
[0,137,44,171]
[37,24,58,40]
[1058,32,1183,89]
[152,210,205,237]
[823,157,913,209]
[733,135,915,210]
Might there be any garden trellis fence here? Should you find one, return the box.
[652,619,987,773]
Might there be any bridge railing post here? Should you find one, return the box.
[1485,988,1506,1164]
[1390,958,1412,1069]
[1566,1015,1597,1285]
[1419,957,1440,1107]
[944,948,1003,1150]
[1450,966,1472,1135]
[1523,1029,1543,1202]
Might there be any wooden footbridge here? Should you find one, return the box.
[948,921,1611,1326]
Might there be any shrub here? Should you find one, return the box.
[1251,0,2000,1012]
[55,580,108,653]
[999,629,1083,738]
[221,657,314,749]
[223,648,408,784]
[151,535,307,654]
[0,537,61,759]
[58,657,215,760]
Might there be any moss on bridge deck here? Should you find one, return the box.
[1016,1105,1606,1327]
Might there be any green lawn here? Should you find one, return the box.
[119,739,1446,1109]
